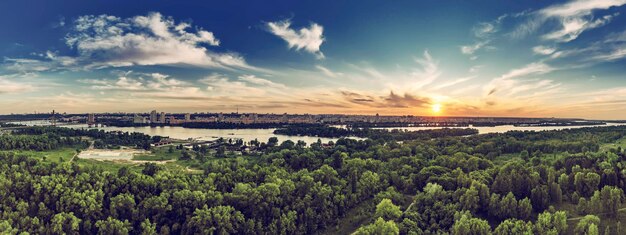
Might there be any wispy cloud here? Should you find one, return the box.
[460,14,506,58]
[316,65,342,78]
[267,19,325,59]
[510,0,625,42]
[532,45,557,55]
[431,76,474,90]
[484,62,559,99]
[0,75,35,94]
[238,74,287,89]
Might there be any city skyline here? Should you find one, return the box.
[1,0,626,119]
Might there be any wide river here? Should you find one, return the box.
[11,120,626,144]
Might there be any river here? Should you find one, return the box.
[371,122,626,134]
[10,120,626,144]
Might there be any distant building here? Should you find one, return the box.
[185,113,191,121]
[133,114,146,124]
[150,110,157,123]
[87,113,95,124]
[159,112,166,123]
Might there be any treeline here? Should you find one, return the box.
[0,134,87,151]
[1,125,626,234]
[273,125,478,141]
[0,123,24,128]
[13,126,159,149]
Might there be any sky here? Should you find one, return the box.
[1,0,626,119]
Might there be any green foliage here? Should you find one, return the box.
[355,217,400,235]
[493,219,533,235]
[0,123,626,234]
[452,211,492,235]
[574,215,600,235]
[534,211,568,235]
[374,199,402,221]
[95,217,132,235]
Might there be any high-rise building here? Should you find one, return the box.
[87,113,95,124]
[150,110,157,123]
[159,112,166,123]
[185,113,191,121]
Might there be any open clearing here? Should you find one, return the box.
[78,149,148,161]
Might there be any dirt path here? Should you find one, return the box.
[70,152,78,162]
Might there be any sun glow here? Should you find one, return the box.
[431,103,442,114]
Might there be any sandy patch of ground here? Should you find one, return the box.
[78,149,148,161]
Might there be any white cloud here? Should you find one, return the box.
[592,46,626,61]
[199,74,267,96]
[509,0,625,42]
[540,0,626,18]
[461,14,507,58]
[500,62,555,80]
[469,65,483,73]
[461,41,489,55]
[238,74,287,89]
[267,19,325,59]
[408,50,441,90]
[542,13,618,42]
[539,0,625,42]
[485,62,558,98]
[0,76,35,94]
[532,45,557,55]
[431,76,475,90]
[473,22,497,38]
[316,65,342,78]
[81,72,189,92]
[63,12,252,69]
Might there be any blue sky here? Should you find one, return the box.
[1,0,626,119]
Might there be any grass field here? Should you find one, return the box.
[1,147,79,162]
[133,146,181,161]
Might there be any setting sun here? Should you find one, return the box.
[431,103,442,114]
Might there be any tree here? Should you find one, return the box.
[517,198,532,220]
[267,137,279,147]
[140,219,157,235]
[216,146,226,158]
[574,172,600,197]
[577,198,588,215]
[184,206,247,235]
[51,212,81,235]
[141,163,162,176]
[354,218,399,235]
[493,219,533,235]
[375,199,402,221]
[600,186,623,217]
[451,212,492,235]
[179,150,192,160]
[110,193,136,221]
[501,192,518,219]
[574,215,600,235]
[535,211,568,235]
[531,185,550,212]
[95,217,132,235]
[587,224,598,235]
[460,187,480,213]
[549,182,563,204]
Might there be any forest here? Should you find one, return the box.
[274,125,478,141]
[0,125,626,234]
